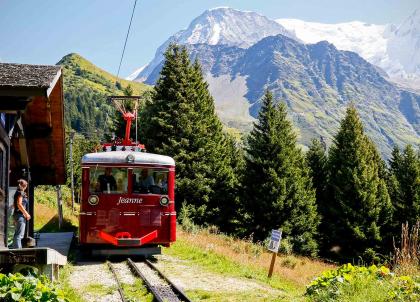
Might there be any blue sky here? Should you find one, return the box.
[0,0,418,77]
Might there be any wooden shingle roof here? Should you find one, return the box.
[0,63,61,97]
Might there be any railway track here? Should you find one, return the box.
[107,258,192,302]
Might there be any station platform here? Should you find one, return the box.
[0,232,74,280]
[37,232,74,257]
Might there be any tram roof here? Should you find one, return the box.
[82,151,175,166]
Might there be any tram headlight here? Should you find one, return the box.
[126,154,135,163]
[88,195,99,206]
[160,196,170,206]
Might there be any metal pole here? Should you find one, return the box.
[135,98,138,144]
[56,185,63,229]
[69,131,76,213]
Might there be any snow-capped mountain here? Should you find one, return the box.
[277,9,420,90]
[132,7,296,82]
[386,9,420,88]
[126,65,146,81]
[127,7,420,157]
[276,19,389,69]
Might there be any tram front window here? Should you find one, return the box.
[133,168,168,194]
[90,167,128,194]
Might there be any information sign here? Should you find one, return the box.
[267,229,282,253]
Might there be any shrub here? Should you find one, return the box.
[0,272,68,302]
[281,257,298,269]
[279,238,294,255]
[306,263,420,301]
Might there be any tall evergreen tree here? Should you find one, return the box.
[306,138,329,248]
[244,91,319,256]
[141,44,241,231]
[327,105,392,259]
[307,138,328,208]
[389,145,420,230]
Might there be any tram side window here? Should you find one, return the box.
[89,167,128,194]
[132,168,168,195]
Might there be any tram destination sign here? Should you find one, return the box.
[267,229,282,253]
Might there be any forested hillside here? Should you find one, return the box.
[57,53,150,137]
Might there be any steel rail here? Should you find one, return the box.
[127,258,165,302]
[144,259,192,302]
[106,261,127,302]
[127,258,192,302]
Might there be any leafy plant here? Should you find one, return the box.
[306,263,420,301]
[0,272,68,302]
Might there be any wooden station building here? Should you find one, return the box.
[0,63,66,262]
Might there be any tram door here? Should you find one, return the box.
[0,129,8,249]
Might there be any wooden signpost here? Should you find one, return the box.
[267,229,282,278]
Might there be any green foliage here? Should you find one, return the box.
[326,105,393,259]
[243,90,319,256]
[306,263,420,301]
[123,84,134,96]
[65,133,100,195]
[0,272,68,302]
[388,145,420,232]
[34,186,79,232]
[141,44,242,232]
[306,138,329,248]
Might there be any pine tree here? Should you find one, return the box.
[141,44,241,230]
[327,105,392,259]
[389,145,420,230]
[307,138,328,207]
[244,91,319,256]
[306,138,329,247]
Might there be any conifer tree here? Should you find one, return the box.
[141,44,241,230]
[244,91,319,256]
[307,138,328,207]
[327,105,392,259]
[389,145,420,229]
[306,138,329,247]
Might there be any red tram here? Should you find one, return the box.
[78,98,176,255]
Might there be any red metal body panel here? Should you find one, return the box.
[79,163,176,248]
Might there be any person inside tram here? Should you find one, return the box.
[156,173,168,193]
[139,169,155,188]
[98,167,117,193]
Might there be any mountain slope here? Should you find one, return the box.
[59,53,149,94]
[57,53,150,136]
[134,7,297,83]
[144,35,420,157]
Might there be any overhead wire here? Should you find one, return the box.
[116,0,138,81]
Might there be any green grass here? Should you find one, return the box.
[58,264,87,302]
[59,53,150,95]
[187,289,289,302]
[164,238,302,300]
[122,279,154,302]
[33,186,78,232]
[83,283,116,296]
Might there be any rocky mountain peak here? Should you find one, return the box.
[180,7,295,48]
[133,7,296,82]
